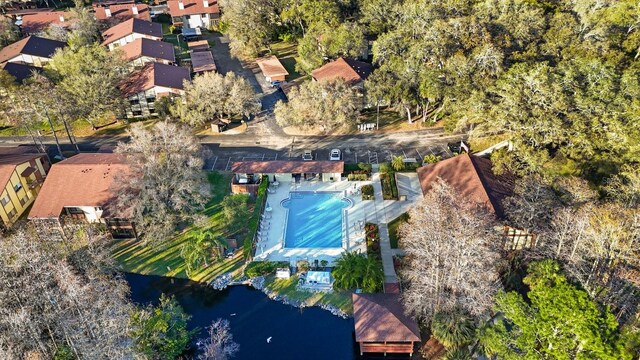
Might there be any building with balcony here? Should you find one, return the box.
[119,62,190,118]
[167,0,219,29]
[0,36,65,67]
[28,153,137,239]
[0,150,50,229]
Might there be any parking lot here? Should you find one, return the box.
[203,143,454,171]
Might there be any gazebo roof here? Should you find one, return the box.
[352,293,421,343]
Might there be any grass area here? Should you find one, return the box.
[0,117,158,138]
[263,275,354,314]
[269,41,303,80]
[388,213,409,249]
[111,172,247,283]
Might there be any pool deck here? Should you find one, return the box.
[254,180,371,266]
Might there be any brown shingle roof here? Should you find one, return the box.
[21,11,76,34]
[101,18,162,46]
[191,50,216,72]
[93,4,151,22]
[119,62,190,96]
[353,293,421,343]
[0,36,65,64]
[231,161,344,174]
[119,38,175,63]
[311,57,373,85]
[28,153,130,219]
[167,0,220,16]
[256,55,288,78]
[416,154,516,218]
[0,153,46,190]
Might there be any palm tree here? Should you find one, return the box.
[331,252,383,292]
[430,309,476,349]
[181,229,226,276]
[391,155,405,171]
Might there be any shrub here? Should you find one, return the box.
[348,173,369,181]
[358,162,372,173]
[392,156,405,171]
[297,260,310,272]
[423,154,442,165]
[379,162,391,173]
[361,184,374,200]
[244,261,289,277]
[380,173,398,200]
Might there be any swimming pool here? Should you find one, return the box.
[282,192,351,248]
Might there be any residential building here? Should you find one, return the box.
[0,35,65,67]
[119,62,190,118]
[28,153,137,238]
[311,57,373,88]
[93,3,151,23]
[101,18,163,50]
[20,11,75,34]
[416,154,535,249]
[167,0,220,29]
[119,37,175,67]
[352,293,421,356]
[256,55,288,83]
[0,150,50,229]
[230,161,344,196]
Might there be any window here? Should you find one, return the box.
[0,195,9,206]
[129,98,140,105]
[132,110,143,116]
[13,183,22,192]
[146,97,156,103]
[18,196,27,206]
[7,209,16,218]
[66,207,84,215]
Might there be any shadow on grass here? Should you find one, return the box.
[110,172,244,283]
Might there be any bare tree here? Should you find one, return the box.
[0,225,136,359]
[113,121,211,244]
[198,319,240,360]
[398,180,502,322]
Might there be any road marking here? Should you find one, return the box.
[211,156,218,170]
[225,157,232,171]
[415,149,422,160]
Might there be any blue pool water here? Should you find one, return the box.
[283,192,348,248]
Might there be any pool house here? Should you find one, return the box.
[230,160,344,196]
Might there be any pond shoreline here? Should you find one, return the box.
[209,272,350,318]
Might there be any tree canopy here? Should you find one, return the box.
[480,260,632,360]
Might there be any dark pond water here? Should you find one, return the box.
[124,273,359,360]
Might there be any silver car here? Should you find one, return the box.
[303,150,313,161]
[329,149,341,161]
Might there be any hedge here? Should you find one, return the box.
[361,184,374,200]
[380,172,399,200]
[243,176,269,260]
[244,261,290,277]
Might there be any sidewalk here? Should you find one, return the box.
[371,173,398,285]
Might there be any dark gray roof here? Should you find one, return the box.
[139,38,175,62]
[131,18,162,37]
[153,62,190,89]
[0,36,65,64]
[1,62,40,83]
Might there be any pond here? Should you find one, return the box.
[124,273,358,360]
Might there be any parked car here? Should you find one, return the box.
[270,80,283,88]
[329,149,341,161]
[302,150,313,161]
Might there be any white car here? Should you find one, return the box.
[329,149,341,161]
[302,150,313,161]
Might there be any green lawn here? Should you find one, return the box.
[388,213,409,249]
[111,172,247,283]
[0,118,157,138]
[269,41,304,80]
[263,275,354,314]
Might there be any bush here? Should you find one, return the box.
[423,154,442,165]
[244,261,289,277]
[348,173,369,181]
[379,162,391,173]
[297,260,309,272]
[358,162,372,173]
[361,184,374,200]
[380,173,398,200]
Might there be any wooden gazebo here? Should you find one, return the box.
[352,293,421,356]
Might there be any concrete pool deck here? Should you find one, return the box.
[254,180,372,266]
